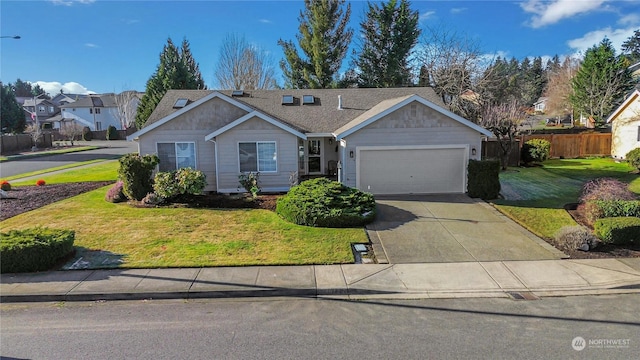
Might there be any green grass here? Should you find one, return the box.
[494,158,639,239]
[1,160,108,182]
[0,146,100,162]
[9,161,119,186]
[0,187,367,268]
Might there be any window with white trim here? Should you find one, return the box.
[157,142,196,172]
[239,142,276,172]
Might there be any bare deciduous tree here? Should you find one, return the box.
[418,25,491,122]
[59,121,84,146]
[478,101,524,170]
[112,90,140,130]
[544,57,579,119]
[24,123,42,150]
[214,34,278,90]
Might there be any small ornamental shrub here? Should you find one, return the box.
[238,172,261,197]
[626,148,640,171]
[593,217,640,245]
[117,153,159,201]
[521,138,550,165]
[467,160,501,200]
[36,179,46,186]
[82,126,93,141]
[142,192,164,206]
[106,125,119,140]
[555,226,600,250]
[0,228,75,273]
[589,200,640,222]
[1,181,11,191]
[105,180,126,203]
[153,168,206,200]
[580,178,636,203]
[276,178,376,227]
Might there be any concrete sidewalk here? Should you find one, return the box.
[2,258,640,303]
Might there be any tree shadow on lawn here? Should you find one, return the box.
[60,247,126,270]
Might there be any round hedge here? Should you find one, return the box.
[276,178,376,227]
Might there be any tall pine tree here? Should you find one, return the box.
[135,38,206,129]
[1,82,27,133]
[570,38,634,125]
[278,0,353,89]
[354,0,420,88]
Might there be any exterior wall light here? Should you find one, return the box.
[349,150,354,158]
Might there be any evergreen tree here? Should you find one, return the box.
[621,29,640,64]
[12,78,33,97]
[278,0,353,89]
[570,38,634,125]
[354,0,420,88]
[135,38,206,129]
[1,82,27,133]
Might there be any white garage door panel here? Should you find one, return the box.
[358,147,465,194]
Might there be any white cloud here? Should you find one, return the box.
[618,13,640,26]
[419,11,436,22]
[567,26,638,55]
[84,43,98,48]
[259,19,273,24]
[50,0,95,6]
[521,0,607,28]
[122,18,140,25]
[479,50,510,66]
[450,8,467,14]
[31,81,96,96]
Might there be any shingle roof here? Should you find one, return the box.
[144,88,446,133]
[59,94,117,108]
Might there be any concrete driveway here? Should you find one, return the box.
[366,194,566,263]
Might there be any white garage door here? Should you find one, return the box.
[357,146,467,195]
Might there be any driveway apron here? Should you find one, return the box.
[366,194,565,263]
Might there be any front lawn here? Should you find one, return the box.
[494,158,639,239]
[8,161,119,186]
[0,186,367,268]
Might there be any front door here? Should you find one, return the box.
[308,139,322,174]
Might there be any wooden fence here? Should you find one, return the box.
[482,132,612,166]
[0,134,53,155]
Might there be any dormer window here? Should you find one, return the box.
[173,98,188,108]
[302,95,315,104]
[282,95,294,105]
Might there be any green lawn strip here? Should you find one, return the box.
[0,187,366,268]
[0,146,100,162]
[495,158,637,240]
[9,161,119,186]
[1,159,107,182]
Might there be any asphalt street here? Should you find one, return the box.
[1,295,638,359]
[0,140,137,178]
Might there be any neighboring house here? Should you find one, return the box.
[534,97,548,113]
[606,89,640,160]
[128,88,493,195]
[60,93,121,131]
[22,97,62,129]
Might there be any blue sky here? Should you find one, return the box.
[1,0,638,95]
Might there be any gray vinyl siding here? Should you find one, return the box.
[341,101,484,188]
[137,98,249,192]
[215,117,299,193]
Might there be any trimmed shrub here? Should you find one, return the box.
[467,160,500,200]
[554,226,600,250]
[580,178,636,203]
[153,168,206,200]
[1,228,75,273]
[594,200,640,218]
[36,179,46,186]
[626,148,640,171]
[238,172,261,197]
[276,178,376,227]
[82,126,93,141]
[593,217,640,245]
[521,138,550,165]
[106,125,119,140]
[105,180,126,203]
[117,153,159,201]
[1,180,11,191]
